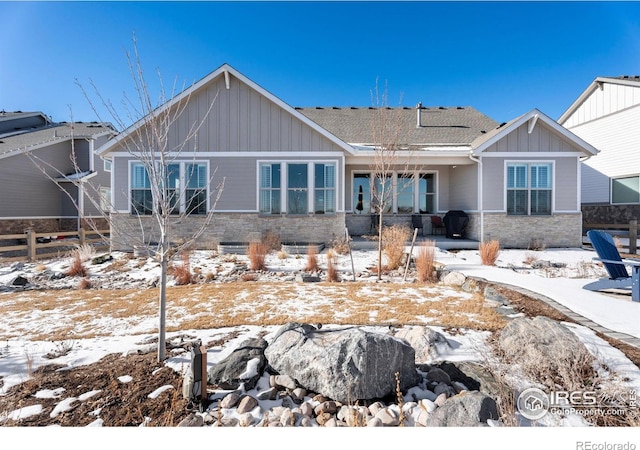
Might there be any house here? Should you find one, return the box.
[97,64,598,250]
[0,111,115,235]
[558,76,640,224]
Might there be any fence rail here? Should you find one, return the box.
[584,219,638,254]
[0,228,110,262]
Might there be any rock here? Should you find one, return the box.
[11,276,29,286]
[324,418,339,427]
[434,382,455,397]
[220,392,241,409]
[420,398,437,413]
[316,412,332,426]
[375,407,400,426]
[300,417,313,427]
[434,392,448,407]
[367,417,383,427]
[426,368,451,385]
[257,387,278,401]
[497,316,594,379]
[300,402,314,417]
[416,409,430,426]
[368,401,385,416]
[207,338,267,390]
[295,273,321,283]
[236,395,259,414]
[292,387,307,403]
[177,413,204,427]
[426,391,499,427]
[91,254,113,265]
[394,326,452,363]
[442,271,466,287]
[239,412,254,427]
[483,286,508,306]
[279,408,296,427]
[274,374,298,390]
[314,401,339,416]
[264,322,420,403]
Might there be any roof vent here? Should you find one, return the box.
[316,107,324,110]
[439,106,447,110]
[332,107,340,110]
[416,102,423,128]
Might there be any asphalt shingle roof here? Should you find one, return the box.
[296,106,499,147]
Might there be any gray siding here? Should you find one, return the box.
[483,121,584,153]
[449,165,477,211]
[482,157,579,212]
[0,142,76,217]
[113,72,343,154]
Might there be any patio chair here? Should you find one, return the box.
[430,215,446,236]
[411,215,424,236]
[583,230,640,302]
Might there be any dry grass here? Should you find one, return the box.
[523,252,539,265]
[415,240,437,283]
[66,254,88,278]
[78,278,92,290]
[304,245,319,272]
[326,251,339,282]
[170,252,193,286]
[329,236,351,255]
[0,282,506,342]
[277,250,288,260]
[382,224,412,270]
[479,240,500,266]
[262,230,281,252]
[248,241,268,271]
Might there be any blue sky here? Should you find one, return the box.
[2,1,640,125]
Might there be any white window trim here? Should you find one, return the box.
[610,174,640,205]
[350,170,439,214]
[257,160,339,215]
[128,160,209,215]
[504,160,555,215]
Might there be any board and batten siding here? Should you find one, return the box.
[481,157,579,212]
[164,73,343,154]
[0,142,76,217]
[562,82,640,128]
[565,103,640,204]
[482,120,583,153]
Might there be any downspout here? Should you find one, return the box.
[468,152,483,243]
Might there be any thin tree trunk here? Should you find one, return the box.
[158,233,168,362]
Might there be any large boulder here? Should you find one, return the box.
[264,323,420,403]
[393,326,452,363]
[207,338,268,390]
[425,391,499,426]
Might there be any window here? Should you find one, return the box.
[419,173,435,214]
[353,173,371,214]
[259,163,281,214]
[131,163,152,215]
[507,163,552,215]
[314,163,335,214]
[612,176,640,204]
[287,164,308,214]
[130,162,208,216]
[103,159,112,172]
[373,175,392,214]
[186,163,207,214]
[396,175,414,214]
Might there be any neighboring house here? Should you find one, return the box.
[0,111,115,234]
[558,76,640,224]
[97,64,598,250]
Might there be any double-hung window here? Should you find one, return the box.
[185,163,208,214]
[314,163,335,214]
[419,173,435,214]
[507,163,552,215]
[259,163,281,214]
[131,163,153,215]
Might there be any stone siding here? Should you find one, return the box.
[110,213,346,251]
[482,213,582,248]
[582,205,640,228]
[0,218,109,235]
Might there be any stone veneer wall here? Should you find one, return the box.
[110,213,346,251]
[0,218,109,235]
[481,213,582,248]
[582,205,640,228]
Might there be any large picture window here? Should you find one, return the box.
[352,172,436,214]
[612,176,640,204]
[507,163,552,215]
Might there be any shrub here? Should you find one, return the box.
[382,224,412,270]
[326,249,339,282]
[248,241,268,271]
[479,240,500,266]
[171,252,193,285]
[262,230,281,252]
[277,250,288,260]
[66,253,88,278]
[78,278,92,290]
[329,236,351,255]
[415,240,437,283]
[304,245,319,272]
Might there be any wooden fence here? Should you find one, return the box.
[0,228,110,262]
[584,219,638,254]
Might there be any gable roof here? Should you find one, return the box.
[97,64,356,156]
[297,106,498,149]
[558,76,640,124]
[0,121,115,161]
[471,108,599,156]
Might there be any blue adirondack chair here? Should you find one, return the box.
[584,230,640,302]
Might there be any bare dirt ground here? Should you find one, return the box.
[2,284,639,427]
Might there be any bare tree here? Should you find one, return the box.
[28,35,224,361]
[369,80,412,280]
